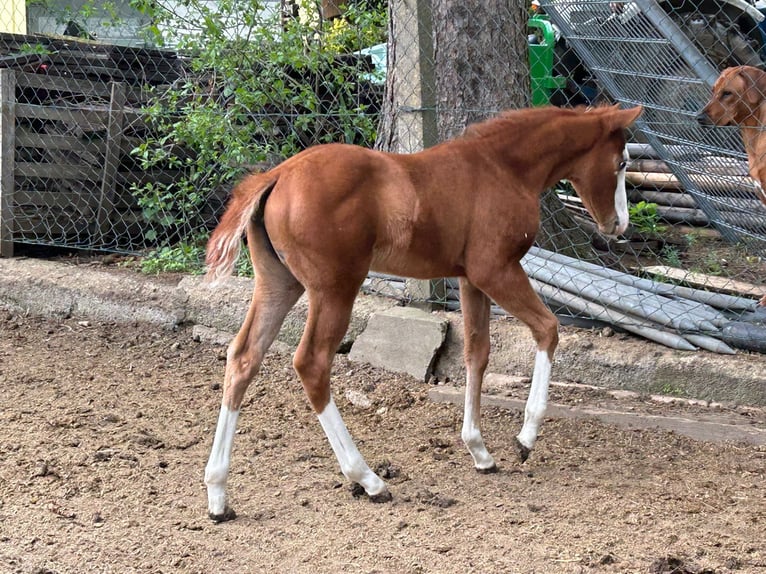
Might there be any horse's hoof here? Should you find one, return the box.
[514,438,531,463]
[209,506,237,523]
[369,489,393,504]
[476,464,498,475]
[350,482,392,503]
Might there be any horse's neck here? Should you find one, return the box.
[513,118,602,187]
[460,113,605,191]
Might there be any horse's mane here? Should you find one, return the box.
[460,105,606,141]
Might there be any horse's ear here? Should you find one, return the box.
[607,106,643,131]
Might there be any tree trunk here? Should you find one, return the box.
[376,0,436,153]
[431,0,529,139]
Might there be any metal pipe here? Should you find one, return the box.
[526,247,754,314]
[682,333,736,354]
[530,279,698,350]
[522,255,716,332]
[525,247,736,321]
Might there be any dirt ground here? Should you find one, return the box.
[1,311,764,574]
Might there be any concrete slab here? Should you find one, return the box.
[349,306,449,382]
[435,312,766,406]
[180,275,394,349]
[0,258,186,328]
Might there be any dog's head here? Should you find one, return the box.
[697,66,766,127]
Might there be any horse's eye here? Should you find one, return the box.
[618,160,627,170]
[721,90,733,99]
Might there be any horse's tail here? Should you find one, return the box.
[205,172,278,283]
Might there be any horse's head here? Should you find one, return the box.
[568,105,643,237]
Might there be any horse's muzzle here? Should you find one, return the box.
[599,215,628,237]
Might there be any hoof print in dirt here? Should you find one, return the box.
[650,555,716,574]
[350,482,393,503]
[209,506,237,523]
[374,460,402,480]
[514,438,531,463]
[416,489,457,508]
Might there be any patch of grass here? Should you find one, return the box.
[694,252,725,276]
[629,201,666,236]
[660,245,682,267]
[656,382,685,397]
[235,247,253,278]
[139,243,206,275]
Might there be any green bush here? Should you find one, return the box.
[129,0,386,267]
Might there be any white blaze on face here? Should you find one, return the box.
[613,148,630,236]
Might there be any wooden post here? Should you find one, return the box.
[391,0,437,154]
[390,0,444,306]
[0,69,16,258]
[96,81,126,243]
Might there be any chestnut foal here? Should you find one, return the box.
[203,105,642,521]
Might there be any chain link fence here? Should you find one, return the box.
[1,0,765,352]
[0,0,384,258]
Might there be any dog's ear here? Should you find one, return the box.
[741,66,766,109]
[621,105,643,126]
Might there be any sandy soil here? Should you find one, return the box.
[0,311,764,574]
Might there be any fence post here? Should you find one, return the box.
[96,81,126,242]
[0,69,15,258]
[391,0,437,153]
[391,0,444,306]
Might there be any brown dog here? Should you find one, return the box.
[698,65,766,203]
[698,65,766,306]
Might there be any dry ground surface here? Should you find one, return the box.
[1,311,765,574]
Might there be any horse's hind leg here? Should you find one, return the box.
[293,287,390,501]
[472,262,559,462]
[205,256,304,522]
[458,277,497,472]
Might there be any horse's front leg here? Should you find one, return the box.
[458,278,497,472]
[515,347,554,461]
[471,263,559,462]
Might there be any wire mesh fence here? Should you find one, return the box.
[1,0,385,256]
[0,0,765,353]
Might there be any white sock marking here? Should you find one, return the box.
[317,396,388,496]
[516,350,552,450]
[204,405,240,516]
[461,372,496,470]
